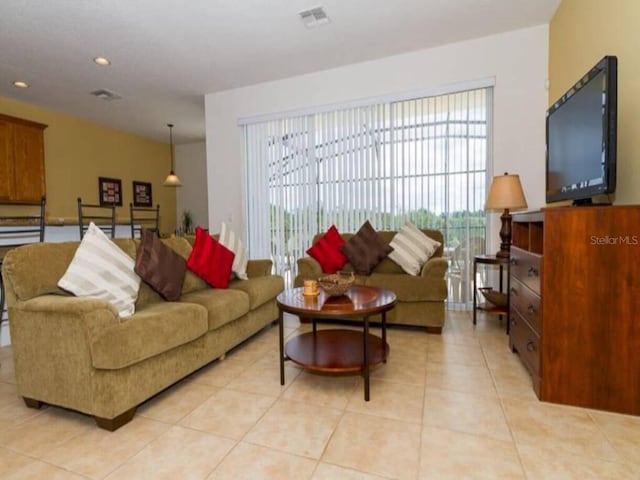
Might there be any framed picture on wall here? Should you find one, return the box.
[133,181,153,207]
[98,177,123,206]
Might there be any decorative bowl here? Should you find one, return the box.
[318,272,355,297]
[478,287,507,307]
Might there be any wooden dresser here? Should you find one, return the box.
[510,206,640,415]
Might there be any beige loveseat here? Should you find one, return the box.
[295,229,448,332]
[1,236,283,430]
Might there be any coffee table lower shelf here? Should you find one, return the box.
[285,329,389,373]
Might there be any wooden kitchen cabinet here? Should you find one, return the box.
[0,113,47,203]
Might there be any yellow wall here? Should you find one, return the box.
[549,0,640,204]
[0,96,176,233]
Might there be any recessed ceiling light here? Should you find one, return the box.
[12,80,29,88]
[93,56,111,66]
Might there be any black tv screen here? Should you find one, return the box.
[545,55,617,205]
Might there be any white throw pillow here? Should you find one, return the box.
[388,221,441,275]
[218,222,248,280]
[58,223,141,318]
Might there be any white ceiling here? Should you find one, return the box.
[0,0,560,144]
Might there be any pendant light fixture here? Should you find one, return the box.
[163,123,182,187]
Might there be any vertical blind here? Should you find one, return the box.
[242,87,491,307]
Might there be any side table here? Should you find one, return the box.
[473,254,510,333]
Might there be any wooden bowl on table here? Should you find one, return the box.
[318,272,355,297]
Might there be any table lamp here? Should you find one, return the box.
[485,172,528,258]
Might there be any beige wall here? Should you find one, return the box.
[549,0,639,204]
[175,142,208,231]
[206,25,549,253]
[0,96,177,233]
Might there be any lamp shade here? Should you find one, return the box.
[163,171,182,187]
[485,173,527,211]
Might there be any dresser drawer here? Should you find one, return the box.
[509,308,540,379]
[510,247,541,294]
[509,277,541,333]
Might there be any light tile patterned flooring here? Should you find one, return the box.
[1,311,639,479]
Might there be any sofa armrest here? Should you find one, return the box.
[296,257,323,280]
[8,295,120,410]
[12,295,120,336]
[246,259,273,278]
[420,257,448,279]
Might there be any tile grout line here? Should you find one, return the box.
[480,332,532,480]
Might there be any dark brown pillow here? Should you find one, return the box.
[340,221,393,275]
[135,229,187,301]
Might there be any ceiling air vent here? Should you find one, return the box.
[298,6,330,28]
[90,89,122,101]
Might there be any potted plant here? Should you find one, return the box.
[181,210,193,235]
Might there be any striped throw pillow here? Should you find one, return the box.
[388,222,441,275]
[58,223,141,318]
[218,222,248,280]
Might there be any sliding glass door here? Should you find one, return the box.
[243,87,491,308]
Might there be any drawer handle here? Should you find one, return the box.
[510,287,518,296]
[510,318,517,326]
[510,258,518,265]
[527,304,536,315]
[527,266,539,277]
[526,341,536,353]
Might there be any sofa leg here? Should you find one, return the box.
[425,326,443,335]
[94,407,136,431]
[23,397,43,409]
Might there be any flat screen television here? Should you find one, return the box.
[545,55,617,205]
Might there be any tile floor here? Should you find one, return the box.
[1,311,639,479]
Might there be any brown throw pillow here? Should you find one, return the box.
[340,221,393,275]
[135,229,187,301]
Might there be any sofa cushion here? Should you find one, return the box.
[341,221,393,275]
[90,301,208,369]
[135,282,164,311]
[246,259,274,278]
[229,275,285,310]
[219,222,249,280]
[187,226,235,289]
[388,221,441,275]
[135,229,186,301]
[58,223,141,318]
[112,238,139,259]
[179,288,250,330]
[365,273,448,302]
[161,236,208,294]
[306,225,348,274]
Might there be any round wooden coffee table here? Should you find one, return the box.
[277,285,396,401]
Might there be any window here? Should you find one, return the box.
[242,86,492,307]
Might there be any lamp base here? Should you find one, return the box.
[495,208,512,258]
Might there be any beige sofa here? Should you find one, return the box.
[1,236,283,430]
[295,229,448,332]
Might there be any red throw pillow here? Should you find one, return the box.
[306,225,348,273]
[186,226,235,288]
